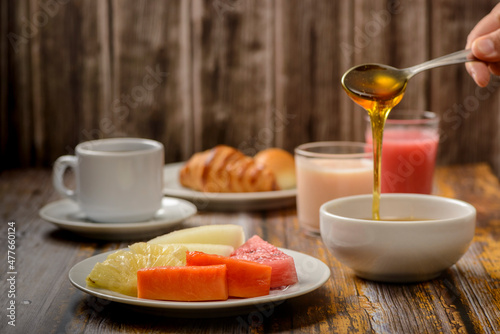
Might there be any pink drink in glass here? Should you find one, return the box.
[366,111,439,194]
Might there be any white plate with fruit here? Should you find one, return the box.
[68,225,331,315]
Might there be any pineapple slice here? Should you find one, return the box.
[86,243,187,296]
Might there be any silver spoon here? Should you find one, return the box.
[341,49,477,99]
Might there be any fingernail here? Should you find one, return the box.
[475,38,496,57]
[465,63,481,85]
[466,63,475,76]
[470,68,476,78]
[472,71,479,84]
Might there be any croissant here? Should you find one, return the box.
[179,145,295,193]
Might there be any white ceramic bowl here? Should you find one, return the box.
[320,194,476,283]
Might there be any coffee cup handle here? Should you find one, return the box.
[53,155,78,201]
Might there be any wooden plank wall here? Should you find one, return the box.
[2,0,500,176]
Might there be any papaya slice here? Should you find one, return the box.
[186,251,272,298]
[137,265,228,301]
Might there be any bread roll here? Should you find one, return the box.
[254,148,296,190]
[179,145,278,192]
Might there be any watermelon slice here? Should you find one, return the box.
[230,235,298,288]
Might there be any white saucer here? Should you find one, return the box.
[39,197,197,240]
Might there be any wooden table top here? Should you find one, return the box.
[1,164,499,333]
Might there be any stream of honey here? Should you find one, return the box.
[342,64,407,220]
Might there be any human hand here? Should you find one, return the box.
[466,3,500,87]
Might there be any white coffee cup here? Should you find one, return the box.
[53,138,164,223]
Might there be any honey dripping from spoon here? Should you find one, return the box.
[342,64,407,220]
[342,50,477,220]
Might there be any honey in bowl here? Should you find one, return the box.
[342,64,408,220]
[362,217,429,221]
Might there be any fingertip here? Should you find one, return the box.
[475,73,490,88]
[466,62,490,87]
[473,38,497,58]
[476,77,490,88]
[465,63,478,84]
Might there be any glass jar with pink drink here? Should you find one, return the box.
[365,110,440,194]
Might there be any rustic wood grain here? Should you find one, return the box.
[0,0,7,167]
[276,0,354,149]
[1,164,499,333]
[109,0,192,163]
[385,0,429,113]
[191,0,276,156]
[430,0,500,169]
[37,0,83,164]
[3,0,35,168]
[2,0,500,179]
[349,0,430,135]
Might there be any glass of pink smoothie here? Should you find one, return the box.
[295,142,373,234]
[366,110,440,194]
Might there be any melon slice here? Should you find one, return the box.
[230,235,299,288]
[148,224,245,249]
